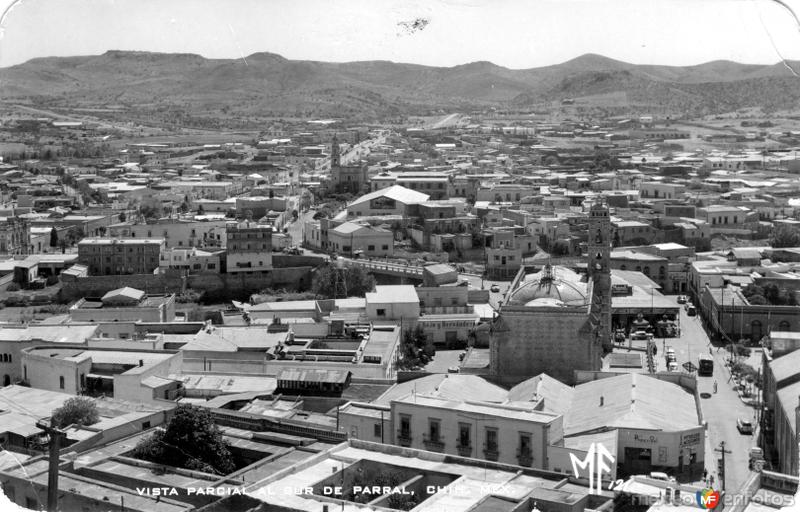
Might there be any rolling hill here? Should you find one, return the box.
[1,50,798,120]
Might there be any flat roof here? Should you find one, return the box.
[366,284,419,304]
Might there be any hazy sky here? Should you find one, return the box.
[1,0,800,68]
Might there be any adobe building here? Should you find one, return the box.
[490,201,613,385]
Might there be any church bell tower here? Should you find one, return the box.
[330,133,340,168]
[588,198,613,352]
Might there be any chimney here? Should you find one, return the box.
[600,396,604,407]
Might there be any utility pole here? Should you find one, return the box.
[715,441,732,491]
[36,420,66,512]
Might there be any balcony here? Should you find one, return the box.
[456,443,472,458]
[397,430,412,447]
[483,444,499,461]
[516,449,533,467]
[423,434,445,452]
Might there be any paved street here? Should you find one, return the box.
[672,302,756,491]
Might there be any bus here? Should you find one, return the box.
[698,355,714,376]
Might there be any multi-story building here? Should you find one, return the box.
[0,217,30,255]
[78,238,165,276]
[159,247,223,273]
[225,220,272,274]
[109,219,228,249]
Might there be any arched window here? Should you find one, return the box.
[643,266,650,276]
[620,265,627,271]
[779,321,791,331]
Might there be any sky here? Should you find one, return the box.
[0,0,800,69]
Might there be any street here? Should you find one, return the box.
[672,303,756,491]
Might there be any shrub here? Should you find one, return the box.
[6,283,20,292]
[51,397,99,428]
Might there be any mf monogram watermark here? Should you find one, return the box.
[569,442,615,494]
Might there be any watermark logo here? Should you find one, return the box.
[696,489,721,509]
[569,442,615,494]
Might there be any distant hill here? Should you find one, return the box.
[1,50,798,120]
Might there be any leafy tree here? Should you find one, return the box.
[397,325,432,370]
[118,212,127,223]
[771,225,800,249]
[49,228,59,248]
[131,404,234,475]
[312,263,376,299]
[65,226,84,246]
[51,397,99,429]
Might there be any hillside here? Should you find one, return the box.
[1,50,798,120]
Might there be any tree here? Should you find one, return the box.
[771,225,800,249]
[312,264,376,299]
[131,404,235,475]
[51,397,99,429]
[118,212,127,223]
[397,325,432,370]
[49,227,58,248]
[65,226,84,246]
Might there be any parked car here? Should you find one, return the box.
[631,330,651,340]
[684,302,693,311]
[458,351,467,361]
[737,418,754,435]
[447,366,460,374]
[668,361,678,372]
[490,284,500,293]
[676,295,687,304]
[687,306,697,317]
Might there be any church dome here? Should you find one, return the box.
[506,265,588,307]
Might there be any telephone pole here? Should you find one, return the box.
[714,441,732,491]
[36,420,66,512]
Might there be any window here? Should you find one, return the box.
[376,308,386,317]
[59,376,65,389]
[382,245,389,250]
[519,433,532,456]
[374,423,382,438]
[368,245,375,251]
[485,428,498,452]
[428,419,441,443]
[142,421,151,429]
[458,423,471,447]
[400,415,411,436]
[208,263,215,270]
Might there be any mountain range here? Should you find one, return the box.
[1,50,799,120]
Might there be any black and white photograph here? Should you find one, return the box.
[0,0,799,510]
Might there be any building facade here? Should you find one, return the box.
[78,238,165,276]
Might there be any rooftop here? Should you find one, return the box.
[564,374,700,436]
[366,284,419,304]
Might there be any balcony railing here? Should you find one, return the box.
[397,429,412,447]
[517,449,533,467]
[423,434,445,452]
[483,444,499,461]
[456,442,472,457]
